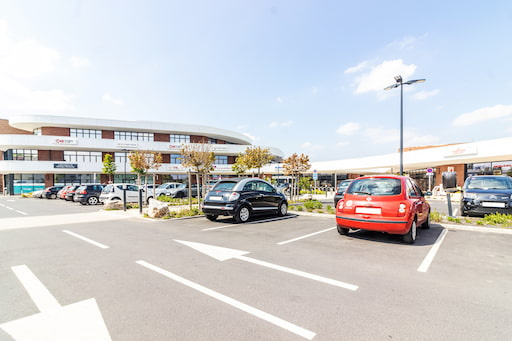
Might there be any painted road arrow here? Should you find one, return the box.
[174,240,358,291]
[1,265,112,341]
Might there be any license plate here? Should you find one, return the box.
[481,202,506,208]
[355,207,381,215]
[209,196,222,201]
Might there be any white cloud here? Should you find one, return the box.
[387,34,427,50]
[412,89,439,100]
[353,59,416,95]
[269,120,293,128]
[301,141,325,151]
[70,56,91,68]
[0,20,74,114]
[336,141,349,147]
[336,122,360,135]
[452,104,512,127]
[102,92,125,105]
[344,61,369,74]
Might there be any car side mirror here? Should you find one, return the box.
[424,191,432,196]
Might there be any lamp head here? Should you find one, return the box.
[394,75,402,83]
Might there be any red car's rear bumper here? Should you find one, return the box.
[336,214,411,235]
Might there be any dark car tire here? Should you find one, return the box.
[234,205,251,223]
[277,202,288,216]
[206,214,218,221]
[337,224,350,235]
[87,196,99,205]
[421,211,431,229]
[403,220,417,244]
[50,193,57,199]
[175,191,185,199]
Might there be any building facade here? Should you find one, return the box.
[0,115,284,194]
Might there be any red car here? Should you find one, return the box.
[335,175,430,244]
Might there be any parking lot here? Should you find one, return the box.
[1,197,512,340]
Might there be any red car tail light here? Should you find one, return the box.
[79,190,87,194]
[337,199,344,211]
[228,192,240,201]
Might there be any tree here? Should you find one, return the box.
[102,153,116,183]
[180,143,216,206]
[282,153,311,201]
[235,147,273,177]
[128,150,149,186]
[231,154,248,176]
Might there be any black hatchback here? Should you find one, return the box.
[333,179,353,207]
[74,184,104,205]
[202,178,288,223]
[461,175,512,216]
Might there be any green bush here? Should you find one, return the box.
[297,206,303,211]
[157,195,198,206]
[447,216,461,224]
[430,210,443,222]
[303,200,323,210]
[163,208,201,219]
[481,213,512,225]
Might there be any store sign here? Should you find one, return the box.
[444,145,477,157]
[115,142,138,149]
[54,163,78,169]
[53,137,78,145]
[168,144,183,150]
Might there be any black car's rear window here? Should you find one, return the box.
[337,181,352,192]
[466,177,512,190]
[212,181,237,191]
[347,178,401,196]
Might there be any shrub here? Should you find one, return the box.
[303,200,323,210]
[481,213,512,225]
[447,216,461,224]
[430,210,443,222]
[297,206,303,211]
[317,210,324,214]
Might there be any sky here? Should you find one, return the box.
[1,0,512,162]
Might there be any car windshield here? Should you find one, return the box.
[467,177,512,190]
[177,184,186,190]
[347,178,401,196]
[212,181,237,191]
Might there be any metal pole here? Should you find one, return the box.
[400,79,404,176]
[446,192,453,217]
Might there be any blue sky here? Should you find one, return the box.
[1,1,512,161]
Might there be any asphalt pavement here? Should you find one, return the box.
[1,197,511,340]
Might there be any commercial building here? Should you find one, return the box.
[0,115,284,194]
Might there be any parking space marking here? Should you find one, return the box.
[0,203,27,215]
[202,224,235,231]
[10,265,61,312]
[15,210,28,215]
[202,215,297,231]
[417,229,448,273]
[62,230,110,249]
[277,227,336,245]
[136,260,316,340]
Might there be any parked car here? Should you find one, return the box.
[139,184,157,200]
[202,178,288,223]
[65,185,81,201]
[335,175,430,244]
[460,175,512,216]
[43,186,64,199]
[99,184,141,203]
[31,189,44,198]
[57,185,71,199]
[333,179,353,207]
[74,184,104,205]
[155,182,186,198]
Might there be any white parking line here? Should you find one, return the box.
[15,210,28,215]
[136,260,316,340]
[277,227,336,245]
[202,224,234,231]
[62,230,109,249]
[417,229,448,273]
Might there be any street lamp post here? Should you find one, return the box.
[384,75,425,175]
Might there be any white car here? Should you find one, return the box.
[155,182,186,198]
[99,184,141,203]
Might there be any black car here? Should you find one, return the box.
[43,186,64,199]
[74,184,104,205]
[333,179,353,207]
[461,175,512,216]
[65,185,81,201]
[202,178,288,223]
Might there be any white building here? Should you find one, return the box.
[0,115,283,194]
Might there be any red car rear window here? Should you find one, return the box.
[347,178,401,196]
